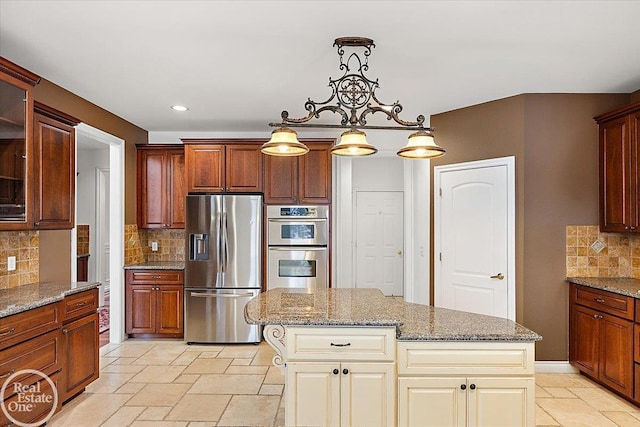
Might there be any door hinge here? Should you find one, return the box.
[439,188,442,197]
[439,252,442,261]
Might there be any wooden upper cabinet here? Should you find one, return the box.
[596,102,640,233]
[137,145,185,229]
[183,140,263,193]
[0,57,40,230]
[33,102,79,230]
[264,141,333,204]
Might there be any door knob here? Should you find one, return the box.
[397,250,402,255]
[490,273,504,280]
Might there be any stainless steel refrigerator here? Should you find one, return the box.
[184,194,262,344]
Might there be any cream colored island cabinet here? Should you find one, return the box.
[283,326,396,427]
[397,341,536,427]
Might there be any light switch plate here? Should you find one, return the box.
[590,239,606,254]
[151,241,158,252]
[7,256,16,271]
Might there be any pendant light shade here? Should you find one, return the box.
[260,127,309,156]
[330,129,378,156]
[397,130,445,159]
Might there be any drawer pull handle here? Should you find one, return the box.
[592,314,604,319]
[594,298,606,304]
[0,370,15,379]
[0,327,16,337]
[460,384,466,390]
[330,343,351,347]
[469,384,476,390]
[333,369,339,375]
[62,329,69,334]
[343,368,349,375]
[73,301,88,308]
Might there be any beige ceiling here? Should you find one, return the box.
[1,0,639,136]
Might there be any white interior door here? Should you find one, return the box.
[355,191,404,296]
[435,157,515,320]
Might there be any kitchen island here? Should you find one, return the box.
[245,288,541,427]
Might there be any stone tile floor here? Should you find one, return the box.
[48,339,640,426]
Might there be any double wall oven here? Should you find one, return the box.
[266,205,329,290]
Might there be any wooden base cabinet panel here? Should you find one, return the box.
[60,312,99,403]
[286,362,394,427]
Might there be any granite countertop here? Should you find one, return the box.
[123,261,185,270]
[567,277,640,298]
[0,281,101,319]
[245,288,542,342]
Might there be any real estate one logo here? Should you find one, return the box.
[0,369,58,427]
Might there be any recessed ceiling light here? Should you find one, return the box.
[171,105,188,112]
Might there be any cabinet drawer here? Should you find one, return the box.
[0,302,62,351]
[0,372,61,427]
[285,327,396,362]
[0,329,62,398]
[397,341,535,376]
[573,285,634,320]
[126,269,184,285]
[63,289,98,322]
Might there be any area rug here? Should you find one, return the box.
[98,306,109,333]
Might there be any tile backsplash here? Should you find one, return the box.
[77,224,90,255]
[124,224,145,265]
[0,230,39,290]
[566,225,640,278]
[140,229,185,262]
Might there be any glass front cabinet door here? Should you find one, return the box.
[0,57,40,229]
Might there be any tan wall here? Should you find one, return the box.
[33,78,148,277]
[431,93,630,361]
[39,230,72,282]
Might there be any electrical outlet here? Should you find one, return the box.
[7,256,16,271]
[151,241,158,252]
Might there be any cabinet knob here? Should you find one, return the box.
[469,384,476,390]
[62,329,69,334]
[333,369,339,375]
[460,384,467,390]
[342,368,349,375]
[594,298,605,304]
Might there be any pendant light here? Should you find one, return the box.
[330,129,378,156]
[397,130,445,159]
[260,127,309,156]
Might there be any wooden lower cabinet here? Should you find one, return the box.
[286,362,395,427]
[60,312,99,402]
[569,284,634,399]
[125,269,184,338]
[397,376,534,427]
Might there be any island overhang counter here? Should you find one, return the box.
[245,288,542,427]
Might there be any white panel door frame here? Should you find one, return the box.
[95,167,110,291]
[434,156,515,320]
[75,123,125,344]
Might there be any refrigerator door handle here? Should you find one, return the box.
[190,292,256,298]
[222,212,229,272]
[268,247,328,251]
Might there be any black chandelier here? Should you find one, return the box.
[261,37,445,159]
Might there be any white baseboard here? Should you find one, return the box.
[535,361,579,373]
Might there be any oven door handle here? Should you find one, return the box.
[268,247,327,251]
[190,292,255,298]
[268,218,327,223]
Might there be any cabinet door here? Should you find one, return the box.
[299,143,332,204]
[341,362,395,427]
[264,155,297,204]
[225,144,263,192]
[167,150,186,228]
[397,377,466,427]
[137,149,167,228]
[286,362,340,427]
[467,377,535,427]
[60,313,99,402]
[33,112,75,229]
[599,115,633,232]
[125,284,156,334]
[570,304,600,377]
[599,312,633,398]
[156,285,183,336]
[185,144,225,193]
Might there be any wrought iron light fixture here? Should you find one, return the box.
[263,37,445,159]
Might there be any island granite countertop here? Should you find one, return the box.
[245,287,541,342]
[0,281,101,319]
[123,261,185,270]
[567,277,640,299]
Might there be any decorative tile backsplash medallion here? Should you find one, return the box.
[124,224,145,265]
[140,229,185,262]
[0,230,39,290]
[77,224,90,255]
[566,225,640,278]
